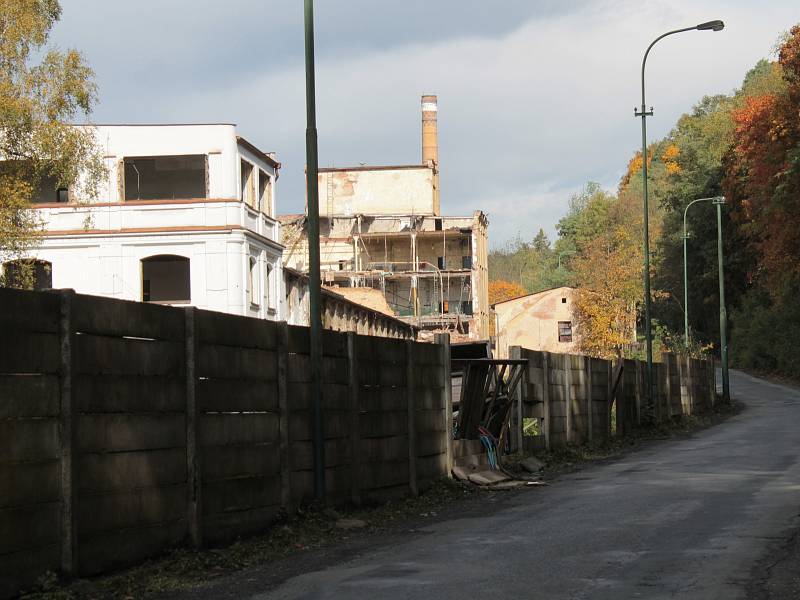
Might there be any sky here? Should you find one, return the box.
[52,0,798,248]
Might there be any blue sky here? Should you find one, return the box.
[52,1,799,247]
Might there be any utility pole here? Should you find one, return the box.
[304,0,325,501]
[714,197,730,402]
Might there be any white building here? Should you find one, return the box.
[14,124,284,319]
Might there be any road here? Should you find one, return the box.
[195,370,800,599]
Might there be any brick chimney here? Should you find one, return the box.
[421,94,440,215]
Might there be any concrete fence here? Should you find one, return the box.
[0,288,451,598]
[508,346,717,452]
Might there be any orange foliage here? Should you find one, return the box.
[661,144,681,175]
[489,280,526,305]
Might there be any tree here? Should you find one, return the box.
[0,0,104,286]
[488,279,526,305]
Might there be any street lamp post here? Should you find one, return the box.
[304,0,325,500]
[636,19,724,420]
[681,195,730,403]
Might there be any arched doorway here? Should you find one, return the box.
[141,255,190,303]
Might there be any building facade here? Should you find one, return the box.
[280,96,490,342]
[492,286,579,358]
[10,124,284,319]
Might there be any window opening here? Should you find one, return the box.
[141,255,190,303]
[124,155,206,200]
[558,321,573,343]
[562,297,567,304]
[258,170,271,215]
[241,160,255,208]
[3,259,52,289]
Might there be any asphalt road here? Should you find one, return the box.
[204,370,800,599]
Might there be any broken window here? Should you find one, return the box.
[241,160,255,208]
[462,256,472,269]
[258,170,272,215]
[3,259,52,290]
[141,255,190,303]
[558,321,573,343]
[124,155,206,201]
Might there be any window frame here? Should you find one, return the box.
[558,320,573,343]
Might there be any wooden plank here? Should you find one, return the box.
[287,326,348,357]
[290,466,350,503]
[0,331,60,375]
[0,288,60,334]
[0,419,59,462]
[202,475,281,515]
[198,378,278,413]
[198,345,277,381]
[378,363,405,387]
[77,519,186,576]
[78,414,185,453]
[0,503,60,554]
[359,386,406,411]
[75,374,184,413]
[201,443,281,481]
[77,484,187,537]
[322,356,349,385]
[74,335,184,376]
[72,294,184,341]
[0,460,61,508]
[199,413,279,447]
[77,448,187,493]
[0,375,59,418]
[196,309,277,349]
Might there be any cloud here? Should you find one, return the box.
[53,0,798,246]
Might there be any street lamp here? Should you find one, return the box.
[636,19,724,419]
[681,196,730,403]
[304,0,325,500]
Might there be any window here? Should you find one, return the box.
[265,263,275,310]
[462,255,472,269]
[241,160,255,208]
[258,170,272,215]
[247,255,259,307]
[141,255,190,303]
[461,301,473,315]
[3,259,52,290]
[562,297,567,304]
[56,188,69,203]
[124,155,206,200]
[558,321,573,343]
[437,256,445,270]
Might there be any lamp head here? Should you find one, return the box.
[697,20,724,32]
[712,196,726,205]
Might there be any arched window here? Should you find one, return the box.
[3,259,52,290]
[141,255,190,303]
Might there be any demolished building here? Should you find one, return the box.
[280,95,489,342]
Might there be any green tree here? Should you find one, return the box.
[0,0,104,286]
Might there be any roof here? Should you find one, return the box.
[89,122,236,127]
[236,136,280,169]
[491,285,577,308]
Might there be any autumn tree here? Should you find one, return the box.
[488,279,526,305]
[0,0,104,286]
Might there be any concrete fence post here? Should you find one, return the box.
[585,356,593,443]
[184,307,202,548]
[435,333,453,478]
[663,353,672,420]
[565,354,573,444]
[58,290,77,575]
[346,332,361,506]
[277,322,292,511]
[635,360,643,427]
[509,346,524,453]
[542,352,551,450]
[686,355,693,415]
[406,340,418,496]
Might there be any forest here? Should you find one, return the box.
[489,24,800,377]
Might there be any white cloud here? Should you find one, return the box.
[54,0,799,245]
